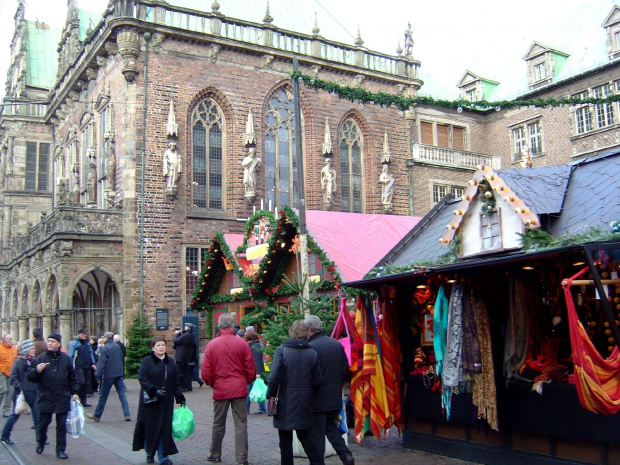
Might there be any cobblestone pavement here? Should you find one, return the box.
[0,379,478,465]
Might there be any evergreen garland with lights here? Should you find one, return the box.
[291,71,620,112]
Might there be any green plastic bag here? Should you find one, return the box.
[172,405,195,441]
[249,378,267,402]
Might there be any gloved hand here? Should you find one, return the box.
[155,389,167,401]
[175,394,186,405]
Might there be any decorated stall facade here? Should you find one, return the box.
[189,207,419,337]
[343,150,620,465]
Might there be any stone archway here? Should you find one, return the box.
[64,266,122,340]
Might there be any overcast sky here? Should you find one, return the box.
[0,0,615,100]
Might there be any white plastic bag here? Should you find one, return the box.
[66,400,85,438]
[14,392,30,415]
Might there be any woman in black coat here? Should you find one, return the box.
[132,336,185,465]
[266,320,324,465]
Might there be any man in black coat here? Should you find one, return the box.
[27,333,80,460]
[172,323,196,392]
[305,315,354,465]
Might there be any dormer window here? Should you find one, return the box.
[602,6,620,60]
[533,62,547,81]
[465,89,477,102]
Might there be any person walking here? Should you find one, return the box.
[265,320,324,465]
[86,332,131,422]
[1,340,40,445]
[89,337,99,395]
[68,329,96,407]
[305,315,355,465]
[202,314,255,465]
[244,328,266,415]
[27,333,80,460]
[173,323,196,392]
[114,335,127,373]
[132,335,185,465]
[32,328,46,357]
[0,334,17,417]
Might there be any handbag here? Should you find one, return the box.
[267,396,278,416]
[267,348,285,416]
[331,300,353,365]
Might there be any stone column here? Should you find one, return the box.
[42,315,53,340]
[18,317,27,342]
[1,321,9,337]
[59,313,71,351]
[9,319,18,340]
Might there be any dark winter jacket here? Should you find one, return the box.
[172,329,196,363]
[201,328,255,400]
[9,356,38,406]
[266,339,322,430]
[68,338,95,369]
[132,352,184,458]
[27,349,79,414]
[248,339,266,376]
[308,331,349,412]
[96,339,125,380]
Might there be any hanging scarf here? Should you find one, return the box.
[433,285,449,376]
[503,271,530,383]
[471,297,499,431]
[380,286,403,435]
[462,291,481,375]
[563,266,620,414]
[442,282,465,417]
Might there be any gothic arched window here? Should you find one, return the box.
[265,88,300,209]
[339,119,363,212]
[192,99,224,210]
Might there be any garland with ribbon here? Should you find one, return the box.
[291,71,620,112]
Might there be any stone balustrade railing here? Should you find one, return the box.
[412,143,502,170]
[6,207,122,262]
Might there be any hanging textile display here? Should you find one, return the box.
[433,285,449,377]
[503,271,531,383]
[442,282,465,417]
[350,295,390,442]
[461,292,481,375]
[562,265,620,414]
[380,286,403,435]
[471,297,499,431]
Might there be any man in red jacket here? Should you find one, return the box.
[202,314,255,465]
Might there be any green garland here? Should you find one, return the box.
[291,71,620,112]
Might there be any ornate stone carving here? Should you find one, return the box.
[151,33,165,48]
[321,158,337,210]
[116,28,140,82]
[104,42,118,55]
[96,56,107,67]
[310,65,321,77]
[209,44,221,63]
[381,129,391,164]
[243,110,255,147]
[262,54,274,69]
[166,100,178,137]
[353,74,365,86]
[242,147,261,205]
[379,164,395,213]
[322,118,332,156]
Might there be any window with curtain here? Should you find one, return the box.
[192,98,224,210]
[339,119,363,212]
[420,121,465,150]
[265,88,299,209]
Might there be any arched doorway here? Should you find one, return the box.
[69,268,121,338]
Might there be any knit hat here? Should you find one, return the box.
[48,333,62,343]
[20,339,34,355]
[78,328,87,334]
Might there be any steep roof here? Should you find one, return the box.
[371,148,620,268]
[25,21,60,89]
[550,150,620,235]
[497,165,572,215]
[304,210,420,282]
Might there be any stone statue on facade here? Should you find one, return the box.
[379,164,395,213]
[166,99,178,137]
[87,163,97,204]
[71,165,80,203]
[404,22,414,56]
[106,141,116,189]
[163,141,181,191]
[242,147,261,205]
[320,157,337,209]
[56,177,69,206]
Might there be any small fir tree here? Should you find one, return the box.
[125,312,153,378]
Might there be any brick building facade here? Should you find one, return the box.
[1,0,619,347]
